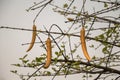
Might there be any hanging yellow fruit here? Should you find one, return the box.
[80,27,91,61]
[44,37,52,69]
[26,25,37,52]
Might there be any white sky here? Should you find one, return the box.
[0,0,80,80]
[0,0,120,80]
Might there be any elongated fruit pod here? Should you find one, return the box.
[44,37,52,69]
[80,27,91,61]
[26,25,37,52]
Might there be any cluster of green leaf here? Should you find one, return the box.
[11,44,95,79]
[95,24,120,51]
[12,54,46,68]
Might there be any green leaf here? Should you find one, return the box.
[99,34,104,39]
[92,56,96,59]
[35,57,44,62]
[71,49,76,53]
[16,64,21,67]
[102,46,107,53]
[52,67,57,72]
[19,54,28,61]
[61,45,65,48]
[10,70,17,73]
[27,63,33,67]
[102,46,109,54]
[55,51,62,57]
[104,2,108,7]
[82,75,86,78]
[74,65,80,69]
[62,67,67,74]
[89,75,92,77]
[19,58,23,60]
[55,51,59,56]
[59,50,63,55]
[89,44,94,48]
[73,6,76,9]
[23,60,29,64]
[23,54,28,59]
[45,71,51,75]
[63,3,68,8]
[54,58,58,64]
[77,12,81,16]
[106,29,112,37]
[114,24,119,27]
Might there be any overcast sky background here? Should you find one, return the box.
[0,0,120,80]
[0,0,82,80]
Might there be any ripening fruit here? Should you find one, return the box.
[44,37,52,69]
[80,27,91,61]
[26,25,37,52]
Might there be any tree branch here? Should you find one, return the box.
[0,26,120,47]
[51,59,120,75]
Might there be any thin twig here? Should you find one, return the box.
[68,36,74,60]
[52,64,65,80]
[51,59,120,75]
[26,65,43,80]
[33,0,53,24]
[43,26,67,60]
[91,0,120,5]
[86,17,96,37]
[1,26,120,47]
[115,75,120,80]
[94,70,104,80]
[65,64,72,78]
[91,5,120,15]
[49,24,64,34]
[62,11,120,24]
[64,0,75,15]
[36,34,47,51]
[26,0,48,11]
